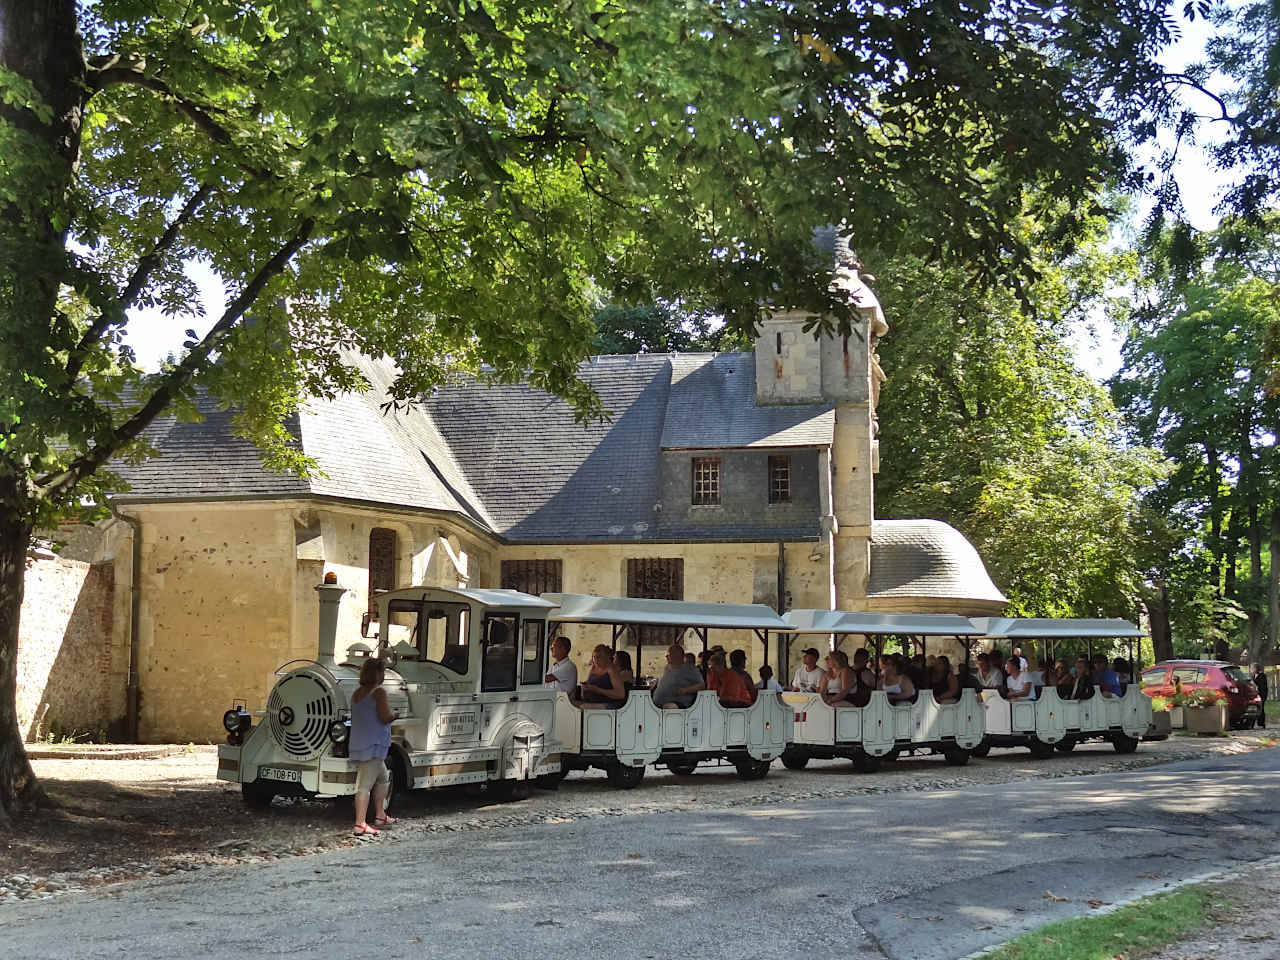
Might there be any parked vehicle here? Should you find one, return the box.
[1140,660,1263,729]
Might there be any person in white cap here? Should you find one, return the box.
[791,647,826,692]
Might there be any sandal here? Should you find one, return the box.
[352,823,380,836]
[374,815,399,826]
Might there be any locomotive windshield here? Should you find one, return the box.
[386,599,471,675]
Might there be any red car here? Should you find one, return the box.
[1140,659,1264,728]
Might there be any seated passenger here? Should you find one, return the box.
[615,649,636,687]
[684,652,697,666]
[791,647,826,692]
[957,662,982,693]
[907,654,928,690]
[930,655,960,704]
[878,655,916,705]
[707,651,755,708]
[577,645,628,709]
[1040,662,1060,691]
[976,654,1001,690]
[820,650,854,705]
[544,636,578,694]
[1062,657,1094,700]
[729,649,758,704]
[846,649,876,707]
[756,665,783,692]
[652,644,705,709]
[1004,657,1037,701]
[1112,657,1132,689]
[1094,655,1122,697]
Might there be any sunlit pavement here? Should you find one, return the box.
[7,747,1280,960]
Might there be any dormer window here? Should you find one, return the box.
[768,455,791,504]
[692,457,721,505]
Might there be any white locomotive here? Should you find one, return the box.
[217,579,563,806]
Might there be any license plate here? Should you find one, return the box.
[259,766,302,783]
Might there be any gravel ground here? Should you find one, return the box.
[1143,858,1280,960]
[3,732,1268,905]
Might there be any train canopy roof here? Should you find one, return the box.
[544,593,787,631]
[381,585,558,610]
[782,610,983,636]
[970,617,1144,638]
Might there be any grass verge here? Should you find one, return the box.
[982,883,1239,960]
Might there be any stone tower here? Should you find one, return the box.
[753,232,888,610]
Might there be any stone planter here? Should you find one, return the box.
[1145,711,1173,739]
[1169,706,1185,729]
[1184,704,1227,734]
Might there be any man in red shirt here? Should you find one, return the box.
[707,651,754,708]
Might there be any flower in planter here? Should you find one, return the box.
[1184,688,1225,709]
[1150,695,1171,713]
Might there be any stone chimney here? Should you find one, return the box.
[314,581,346,667]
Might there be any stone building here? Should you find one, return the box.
[18,246,1005,742]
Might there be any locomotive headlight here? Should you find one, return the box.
[223,707,251,733]
[328,720,349,744]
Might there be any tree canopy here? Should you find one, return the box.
[874,243,1166,618]
[1112,218,1280,661]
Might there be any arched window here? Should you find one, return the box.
[368,527,398,614]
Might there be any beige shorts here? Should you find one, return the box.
[355,757,390,794]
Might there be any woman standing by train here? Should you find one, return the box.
[350,657,398,836]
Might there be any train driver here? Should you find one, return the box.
[544,636,578,694]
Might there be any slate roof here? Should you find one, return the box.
[421,354,672,541]
[868,519,1007,604]
[661,353,833,449]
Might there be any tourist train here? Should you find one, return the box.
[215,579,1154,806]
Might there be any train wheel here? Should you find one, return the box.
[241,781,276,810]
[734,759,772,781]
[606,763,647,789]
[667,759,699,776]
[1112,734,1140,755]
[852,752,880,774]
[970,741,991,759]
[1029,739,1056,760]
[535,771,563,790]
[489,777,532,801]
[882,747,901,762]
[780,748,810,771]
[943,747,970,767]
[1054,739,1077,753]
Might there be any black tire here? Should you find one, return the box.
[943,747,970,767]
[780,748,810,771]
[852,752,881,774]
[241,781,276,810]
[734,759,771,781]
[1054,739,1077,753]
[1112,734,1140,755]
[667,759,699,776]
[490,777,533,801]
[1029,739,1055,759]
[385,753,406,808]
[970,741,991,758]
[606,763,646,790]
[535,771,562,790]
[882,747,901,763]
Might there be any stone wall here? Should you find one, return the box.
[658,448,821,532]
[17,554,123,742]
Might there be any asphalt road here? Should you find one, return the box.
[8,747,1280,960]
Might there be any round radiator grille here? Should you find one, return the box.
[267,671,336,759]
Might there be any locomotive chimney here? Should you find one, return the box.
[315,577,346,667]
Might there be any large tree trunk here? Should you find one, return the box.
[1266,504,1279,667]
[0,506,42,825]
[1224,508,1242,600]
[1207,445,1224,593]
[0,0,85,824]
[1146,580,1174,663]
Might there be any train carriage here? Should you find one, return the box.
[971,618,1152,758]
[545,594,793,787]
[778,610,986,772]
[217,579,564,806]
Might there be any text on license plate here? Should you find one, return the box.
[259,766,302,783]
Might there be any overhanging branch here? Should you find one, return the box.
[36,218,315,503]
[65,182,217,382]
